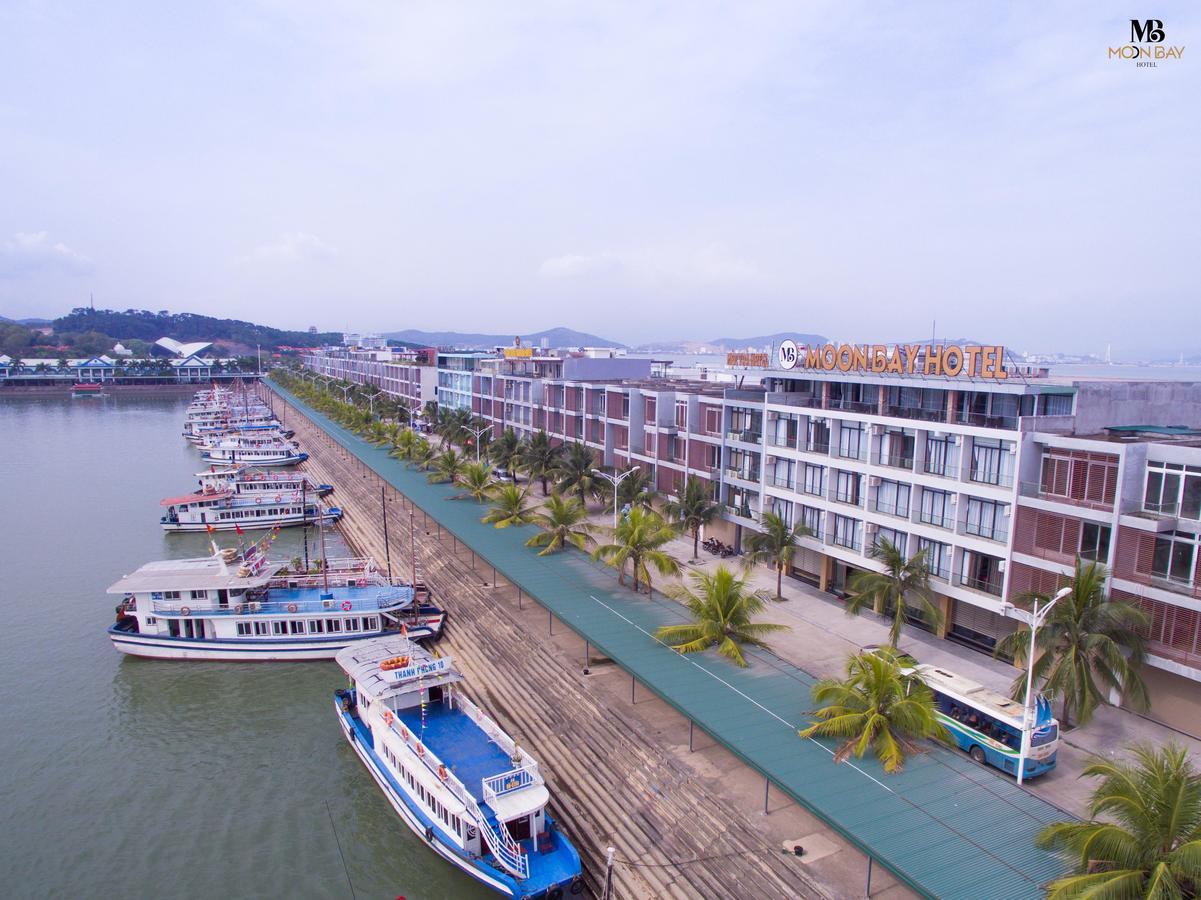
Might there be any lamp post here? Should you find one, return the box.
[593,467,639,530]
[465,424,491,462]
[1000,584,1072,785]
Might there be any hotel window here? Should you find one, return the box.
[704,407,722,434]
[1151,531,1198,585]
[917,537,951,579]
[675,401,687,429]
[964,497,1008,541]
[1038,394,1074,416]
[969,439,1006,485]
[920,489,953,528]
[875,526,907,556]
[924,436,955,476]
[802,464,825,497]
[877,430,913,467]
[834,471,861,505]
[290,620,305,634]
[272,621,286,635]
[807,419,831,453]
[237,622,252,636]
[875,480,910,517]
[831,514,859,550]
[1145,463,1201,519]
[800,505,822,535]
[1079,523,1111,562]
[837,423,864,460]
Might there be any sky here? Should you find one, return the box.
[0,1,1197,357]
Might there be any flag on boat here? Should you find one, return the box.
[206,524,215,533]
[234,523,244,535]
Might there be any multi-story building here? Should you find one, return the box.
[301,346,436,410]
[302,339,1201,733]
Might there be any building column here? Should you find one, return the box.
[821,381,831,410]
[935,592,952,638]
[818,554,833,592]
[946,390,959,424]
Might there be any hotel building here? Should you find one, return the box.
[300,346,437,410]
[301,342,1201,734]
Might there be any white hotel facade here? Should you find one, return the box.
[301,342,1201,735]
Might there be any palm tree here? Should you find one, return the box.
[1037,743,1201,899]
[663,475,723,561]
[521,431,563,495]
[800,648,951,774]
[743,512,812,600]
[428,448,467,484]
[481,483,534,528]
[411,436,436,471]
[591,507,680,594]
[488,428,522,476]
[654,566,787,667]
[389,428,419,462]
[845,539,942,649]
[995,559,1149,729]
[554,442,603,507]
[525,493,594,556]
[454,462,494,502]
[615,466,657,510]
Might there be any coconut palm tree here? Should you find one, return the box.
[743,512,812,600]
[521,430,564,495]
[654,566,787,667]
[663,475,723,561]
[453,462,494,502]
[995,559,1149,729]
[428,448,467,484]
[525,493,595,556]
[488,428,522,476]
[1037,742,1201,899]
[389,428,419,463]
[554,442,603,507]
[411,436,436,471]
[591,507,680,594]
[615,466,658,510]
[800,648,951,774]
[481,483,534,528]
[845,539,942,649]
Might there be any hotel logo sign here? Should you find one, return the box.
[503,347,533,358]
[1110,19,1184,66]
[778,342,1010,380]
[726,351,770,368]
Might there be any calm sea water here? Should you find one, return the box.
[0,393,490,900]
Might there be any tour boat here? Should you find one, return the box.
[200,438,308,467]
[196,466,333,498]
[194,425,293,450]
[159,489,342,532]
[71,382,105,396]
[334,637,583,898]
[108,544,445,660]
[185,417,287,443]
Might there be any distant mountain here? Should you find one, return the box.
[53,308,342,349]
[0,315,51,326]
[382,326,626,349]
[706,332,829,350]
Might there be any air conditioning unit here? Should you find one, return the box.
[322,599,334,609]
[952,435,962,445]
[249,601,261,612]
[871,424,884,436]
[868,476,881,487]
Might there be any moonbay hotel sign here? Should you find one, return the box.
[777,340,1010,380]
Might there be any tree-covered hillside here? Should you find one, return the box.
[53,308,341,348]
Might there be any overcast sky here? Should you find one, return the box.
[1,2,1197,356]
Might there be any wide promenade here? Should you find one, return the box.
[266,379,1070,899]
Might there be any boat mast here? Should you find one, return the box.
[318,495,330,592]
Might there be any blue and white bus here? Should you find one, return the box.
[914,663,1059,779]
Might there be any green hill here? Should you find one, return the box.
[53,308,341,348]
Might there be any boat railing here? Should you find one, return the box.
[454,694,544,789]
[381,710,529,880]
[152,586,411,615]
[482,767,540,806]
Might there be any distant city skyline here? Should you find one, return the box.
[1,3,1197,357]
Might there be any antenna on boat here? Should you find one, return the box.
[318,496,330,593]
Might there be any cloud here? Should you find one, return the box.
[238,232,337,264]
[538,245,759,288]
[0,232,93,278]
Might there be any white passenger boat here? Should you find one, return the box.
[200,438,308,466]
[334,637,583,898]
[185,418,289,444]
[108,545,445,660]
[196,466,333,498]
[159,489,342,532]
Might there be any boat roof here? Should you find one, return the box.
[336,636,463,701]
[160,491,230,506]
[107,554,280,594]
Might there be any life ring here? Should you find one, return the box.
[287,603,298,613]
[234,604,245,614]
[180,605,191,616]
[416,743,425,758]
[341,600,353,611]
[424,825,434,843]
[437,764,448,781]
[400,725,409,741]
[383,710,394,726]
[275,494,281,502]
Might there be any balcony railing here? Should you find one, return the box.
[873,500,910,519]
[871,451,914,470]
[727,429,762,445]
[765,474,794,490]
[829,399,877,414]
[884,406,947,424]
[923,460,956,478]
[964,522,1010,543]
[725,467,761,484]
[825,529,862,551]
[800,440,831,456]
[766,392,820,409]
[834,442,867,461]
[918,510,955,529]
[955,572,1004,596]
[1020,480,1117,512]
[831,489,863,507]
[968,468,1015,488]
[766,434,800,450]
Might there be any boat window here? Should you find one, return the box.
[309,619,323,633]
[345,618,359,632]
[271,622,285,635]
[289,621,305,634]
[190,590,206,600]
[366,616,378,630]
[327,618,341,633]
[253,622,269,636]
[164,591,181,600]
[237,622,252,636]
[145,616,157,626]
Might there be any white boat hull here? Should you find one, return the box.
[160,512,341,532]
[109,622,440,661]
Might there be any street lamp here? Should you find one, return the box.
[465,424,491,462]
[1000,584,1072,785]
[593,467,639,530]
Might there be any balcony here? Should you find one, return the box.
[766,392,820,409]
[968,467,1015,488]
[1019,480,1116,512]
[964,521,1010,543]
[825,529,862,552]
[766,434,800,450]
[727,429,762,445]
[834,444,868,462]
[831,489,863,507]
[922,460,957,479]
[957,412,1018,430]
[954,572,1004,596]
[918,509,955,529]
[873,500,910,519]
[765,473,794,490]
[724,467,761,485]
[871,451,914,471]
[800,440,831,456]
[883,405,947,424]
